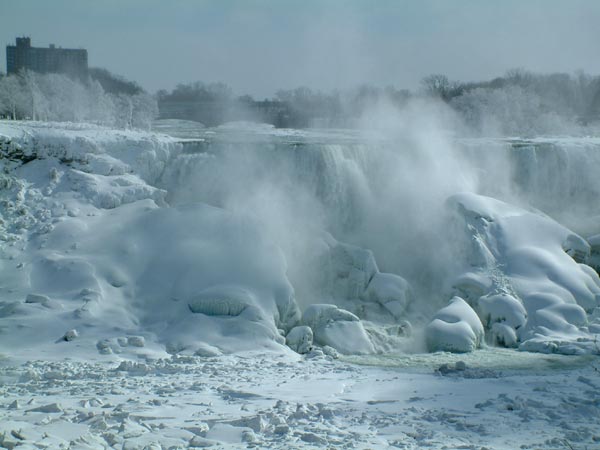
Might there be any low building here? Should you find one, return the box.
[6,37,87,77]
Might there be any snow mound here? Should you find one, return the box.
[426,297,484,353]
[449,193,600,354]
[0,200,300,359]
[479,293,527,331]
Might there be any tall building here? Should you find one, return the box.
[6,37,88,77]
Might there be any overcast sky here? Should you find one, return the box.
[1,0,599,98]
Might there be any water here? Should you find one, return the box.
[341,347,597,373]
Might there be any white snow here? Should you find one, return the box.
[1,351,599,449]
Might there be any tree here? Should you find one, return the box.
[21,70,56,121]
[421,74,464,102]
[0,75,27,120]
[88,67,143,96]
[421,74,451,100]
[0,70,157,129]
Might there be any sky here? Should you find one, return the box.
[1,0,600,98]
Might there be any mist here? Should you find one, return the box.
[157,99,502,317]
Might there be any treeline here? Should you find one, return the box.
[3,67,600,135]
[157,82,412,128]
[0,69,157,129]
[158,69,600,134]
[425,69,600,135]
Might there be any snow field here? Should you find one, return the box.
[1,353,599,449]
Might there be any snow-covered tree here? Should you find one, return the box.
[0,75,27,120]
[0,70,158,129]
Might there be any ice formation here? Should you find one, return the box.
[448,193,600,354]
[301,304,375,355]
[1,120,600,361]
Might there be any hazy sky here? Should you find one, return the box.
[1,0,599,98]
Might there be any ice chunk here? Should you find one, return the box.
[285,326,313,354]
[62,329,78,341]
[25,293,50,305]
[127,336,145,347]
[193,342,222,357]
[27,403,63,413]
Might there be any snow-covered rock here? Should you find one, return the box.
[478,293,526,329]
[285,326,313,354]
[490,322,518,348]
[476,293,526,347]
[362,272,413,320]
[317,237,413,323]
[62,329,78,341]
[321,241,378,300]
[301,304,375,355]
[448,192,600,354]
[126,336,145,347]
[426,297,484,353]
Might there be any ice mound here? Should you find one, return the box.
[0,122,181,245]
[317,236,414,323]
[60,202,298,353]
[3,121,599,360]
[0,200,301,358]
[301,304,375,355]
[449,193,600,354]
[293,236,415,354]
[0,122,306,359]
[426,297,484,353]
